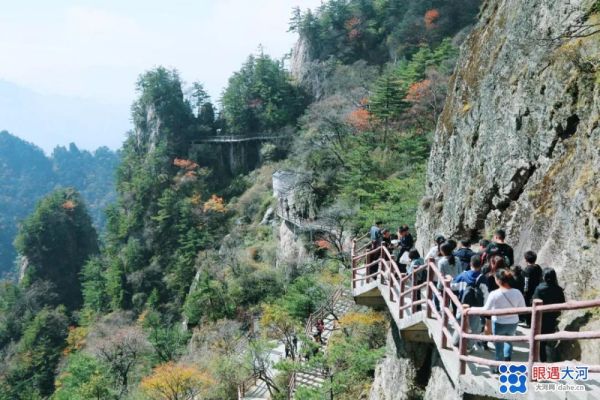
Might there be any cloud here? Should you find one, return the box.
[65,6,144,40]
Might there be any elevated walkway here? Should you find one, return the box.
[193,134,288,144]
[351,240,600,399]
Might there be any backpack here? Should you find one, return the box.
[487,244,511,266]
[461,276,485,307]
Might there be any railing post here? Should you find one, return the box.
[411,269,417,314]
[379,246,384,285]
[440,277,452,349]
[426,263,433,319]
[388,260,393,303]
[351,240,356,290]
[459,304,470,375]
[528,299,543,381]
[399,275,405,319]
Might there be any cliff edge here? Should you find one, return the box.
[416,0,600,300]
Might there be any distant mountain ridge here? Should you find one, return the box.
[0,79,130,153]
[0,131,119,275]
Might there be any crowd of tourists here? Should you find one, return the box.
[368,223,566,372]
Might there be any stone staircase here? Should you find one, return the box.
[289,289,355,398]
[240,289,354,400]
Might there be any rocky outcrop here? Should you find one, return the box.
[416,0,600,300]
[276,220,310,273]
[369,325,432,400]
[290,36,310,82]
[423,354,460,400]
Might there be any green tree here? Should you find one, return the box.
[53,353,116,400]
[81,257,109,314]
[221,53,309,134]
[4,307,69,398]
[15,188,99,311]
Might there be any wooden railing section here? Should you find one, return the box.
[351,238,600,381]
[304,288,343,338]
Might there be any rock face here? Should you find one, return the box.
[276,220,310,272]
[423,353,460,400]
[416,0,600,300]
[369,325,432,400]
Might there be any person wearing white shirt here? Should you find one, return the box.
[472,269,525,367]
[425,234,446,262]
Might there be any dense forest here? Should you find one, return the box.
[0,131,119,276]
[0,0,483,398]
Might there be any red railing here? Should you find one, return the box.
[351,238,600,381]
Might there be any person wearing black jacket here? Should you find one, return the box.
[523,250,543,326]
[396,225,414,273]
[533,268,566,362]
[454,239,475,271]
[486,229,514,266]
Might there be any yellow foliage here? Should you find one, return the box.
[140,362,214,400]
[63,326,88,355]
[190,193,202,206]
[338,311,386,327]
[203,195,226,213]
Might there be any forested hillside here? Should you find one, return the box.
[0,0,485,398]
[0,131,119,276]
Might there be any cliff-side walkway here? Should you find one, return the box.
[352,239,600,400]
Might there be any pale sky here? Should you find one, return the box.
[0,0,323,151]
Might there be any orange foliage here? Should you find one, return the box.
[345,17,361,39]
[173,158,198,170]
[424,9,440,29]
[140,362,214,400]
[315,239,331,250]
[62,200,76,210]
[347,108,371,131]
[345,16,360,30]
[405,79,432,103]
[203,195,226,213]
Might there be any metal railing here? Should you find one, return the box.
[351,238,600,381]
[305,288,343,338]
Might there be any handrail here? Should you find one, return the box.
[305,288,343,338]
[351,242,600,382]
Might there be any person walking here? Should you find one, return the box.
[452,255,486,351]
[396,225,414,273]
[486,229,514,266]
[474,269,525,370]
[523,250,543,327]
[533,268,566,362]
[367,221,383,280]
[436,242,461,312]
[425,234,446,262]
[454,239,475,271]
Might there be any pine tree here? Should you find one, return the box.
[15,188,98,311]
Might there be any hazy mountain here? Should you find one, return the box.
[0,131,119,276]
[0,80,130,153]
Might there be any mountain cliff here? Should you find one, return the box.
[416,0,600,301]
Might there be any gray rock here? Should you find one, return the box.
[259,207,275,226]
[416,0,600,301]
[369,326,430,400]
